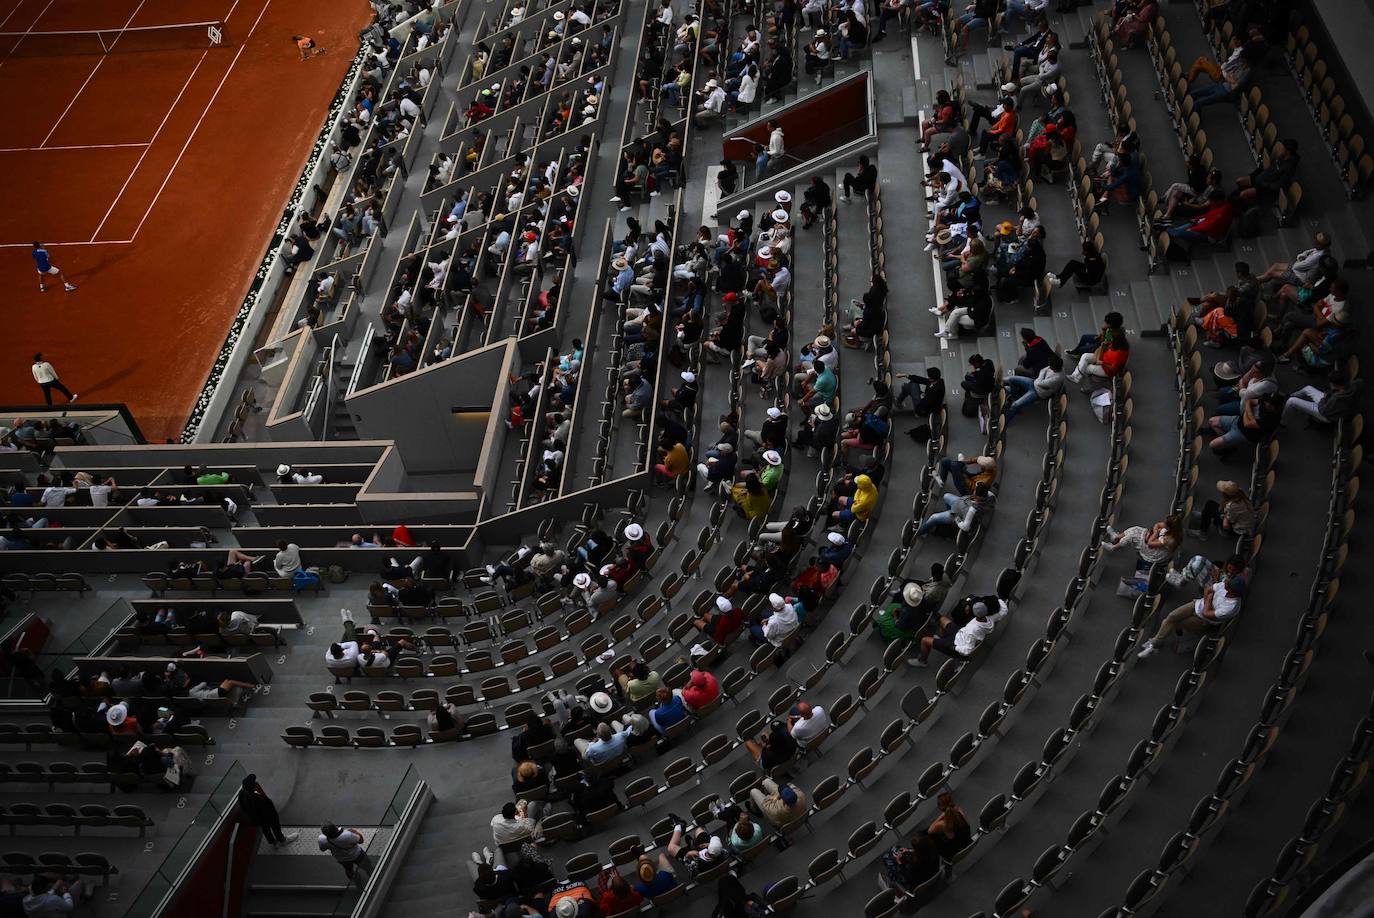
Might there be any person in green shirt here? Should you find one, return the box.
[804,363,837,408]
[758,450,784,492]
[185,465,231,485]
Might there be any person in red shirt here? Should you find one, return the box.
[621,523,654,571]
[1068,337,1130,385]
[681,669,722,711]
[1166,199,1234,260]
[691,596,744,643]
[596,874,643,915]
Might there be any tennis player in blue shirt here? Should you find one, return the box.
[31,243,76,292]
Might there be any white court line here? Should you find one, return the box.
[0,0,55,69]
[0,239,132,248]
[0,141,149,152]
[0,0,30,31]
[127,0,273,242]
[87,46,216,240]
[36,0,150,148]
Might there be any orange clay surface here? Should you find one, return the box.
[0,0,373,439]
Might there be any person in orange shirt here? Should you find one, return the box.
[293,35,326,60]
[1068,336,1130,385]
[975,99,1018,156]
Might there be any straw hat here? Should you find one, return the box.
[814,403,833,420]
[589,692,613,714]
[762,450,782,466]
[903,582,925,607]
[624,523,644,540]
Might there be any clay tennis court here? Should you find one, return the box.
[0,0,372,439]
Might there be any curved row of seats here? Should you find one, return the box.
[962,289,1283,916]
[1103,414,1359,918]
[0,723,213,751]
[0,803,153,836]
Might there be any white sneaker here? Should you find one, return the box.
[934,330,951,338]
[923,242,936,252]
[280,832,299,845]
[64,283,77,292]
[471,851,483,864]
[1067,372,1082,384]
[928,306,943,314]
[1048,274,1062,288]
[1136,641,1157,659]
[907,657,929,667]
[609,196,622,203]
[483,846,494,863]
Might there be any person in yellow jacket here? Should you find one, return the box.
[831,473,877,524]
[731,472,773,520]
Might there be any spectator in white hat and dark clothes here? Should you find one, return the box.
[743,405,788,458]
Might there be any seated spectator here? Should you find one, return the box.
[1067,334,1130,386]
[744,720,797,769]
[666,823,728,878]
[829,472,877,525]
[882,832,942,891]
[1281,370,1360,428]
[490,801,538,847]
[428,702,464,735]
[613,660,661,703]
[1205,392,1281,454]
[918,482,994,536]
[730,472,772,520]
[470,861,518,903]
[927,792,973,858]
[1102,515,1183,574]
[894,368,946,417]
[273,541,302,577]
[749,592,799,646]
[654,434,691,484]
[786,701,830,744]
[1191,479,1257,538]
[912,599,1000,664]
[1003,353,1066,421]
[692,596,744,644]
[792,403,840,456]
[1049,238,1106,289]
[325,641,361,681]
[1138,574,1245,658]
[632,854,679,899]
[681,669,721,711]
[597,873,643,915]
[1185,34,1258,108]
[276,464,325,484]
[749,777,808,828]
[577,721,630,764]
[1165,198,1234,259]
[938,453,998,496]
[649,686,689,735]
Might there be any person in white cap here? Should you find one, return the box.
[659,370,699,415]
[696,441,736,491]
[750,592,799,646]
[694,78,726,127]
[620,521,654,571]
[106,702,138,733]
[742,405,788,457]
[793,401,840,455]
[692,595,744,642]
[586,570,619,609]
[819,528,853,565]
[666,822,729,878]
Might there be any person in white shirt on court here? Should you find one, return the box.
[31,353,76,405]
